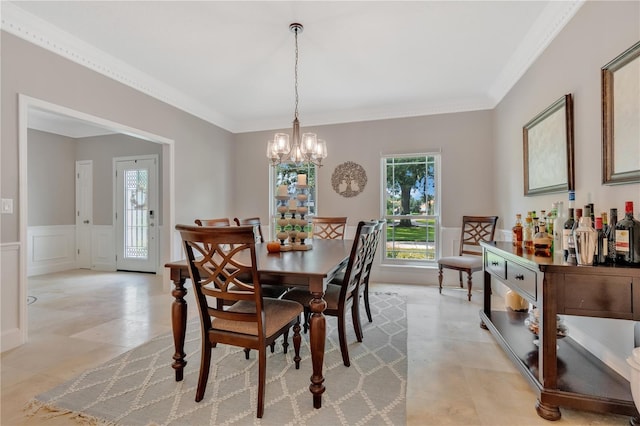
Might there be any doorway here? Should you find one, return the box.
[18,94,175,347]
[115,156,158,273]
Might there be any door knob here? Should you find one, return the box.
[83,220,90,224]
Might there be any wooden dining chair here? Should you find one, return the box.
[176,224,303,418]
[282,220,376,367]
[233,217,264,243]
[311,216,348,239]
[194,218,231,227]
[233,216,287,300]
[438,215,498,301]
[328,219,384,324]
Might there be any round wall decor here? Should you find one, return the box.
[331,161,367,198]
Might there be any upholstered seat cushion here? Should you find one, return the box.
[437,255,483,269]
[212,298,303,336]
[281,284,341,310]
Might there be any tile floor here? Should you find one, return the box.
[0,270,631,425]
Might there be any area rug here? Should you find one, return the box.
[28,292,407,426]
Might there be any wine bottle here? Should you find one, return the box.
[607,208,618,264]
[563,208,575,261]
[595,217,607,265]
[615,201,640,265]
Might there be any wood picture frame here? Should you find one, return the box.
[523,94,574,196]
[602,41,640,185]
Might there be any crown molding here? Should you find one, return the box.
[1,1,239,132]
[487,0,585,104]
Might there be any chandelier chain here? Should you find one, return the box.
[294,28,299,120]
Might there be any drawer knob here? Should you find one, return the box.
[491,261,499,266]
[515,274,525,280]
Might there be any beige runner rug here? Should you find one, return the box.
[28,292,407,426]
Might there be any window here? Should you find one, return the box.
[382,154,440,264]
[269,163,317,240]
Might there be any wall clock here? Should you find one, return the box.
[331,161,367,198]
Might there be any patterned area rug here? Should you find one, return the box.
[28,293,407,425]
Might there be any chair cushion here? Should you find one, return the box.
[437,255,483,270]
[212,298,303,336]
[281,284,341,310]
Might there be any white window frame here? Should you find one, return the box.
[380,152,441,266]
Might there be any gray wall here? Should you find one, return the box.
[233,110,496,229]
[1,31,235,244]
[28,130,164,227]
[76,134,164,226]
[493,0,640,221]
[27,129,76,226]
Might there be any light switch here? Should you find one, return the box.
[1,198,13,214]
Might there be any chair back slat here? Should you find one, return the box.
[458,216,499,256]
[195,218,231,227]
[360,219,385,286]
[312,216,348,239]
[178,224,264,329]
[339,221,377,304]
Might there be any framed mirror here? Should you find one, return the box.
[602,41,640,185]
[523,94,574,196]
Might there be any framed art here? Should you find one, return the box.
[523,94,574,196]
[602,40,640,185]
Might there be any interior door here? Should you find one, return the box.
[115,156,158,273]
[75,160,93,269]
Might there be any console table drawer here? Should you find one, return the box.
[559,274,633,318]
[486,252,506,279]
[506,261,537,301]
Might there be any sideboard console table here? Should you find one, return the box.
[480,241,640,422]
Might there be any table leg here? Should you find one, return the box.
[170,273,187,381]
[308,290,327,409]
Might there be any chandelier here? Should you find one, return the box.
[267,23,327,167]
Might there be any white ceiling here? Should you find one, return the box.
[2,1,584,136]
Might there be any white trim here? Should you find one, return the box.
[17,94,176,349]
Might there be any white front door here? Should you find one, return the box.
[115,156,158,273]
[76,160,93,269]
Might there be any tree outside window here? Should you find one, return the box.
[383,155,439,263]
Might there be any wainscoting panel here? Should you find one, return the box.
[27,226,76,276]
[92,225,116,271]
[1,242,24,351]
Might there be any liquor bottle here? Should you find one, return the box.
[523,216,534,253]
[567,208,582,264]
[539,210,547,234]
[533,220,552,257]
[595,217,607,265]
[563,208,575,260]
[574,214,597,266]
[589,203,595,223]
[553,201,565,257]
[615,201,640,265]
[568,190,575,210]
[607,208,618,264]
[547,206,556,253]
[512,214,523,246]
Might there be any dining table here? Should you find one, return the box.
[165,238,352,409]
